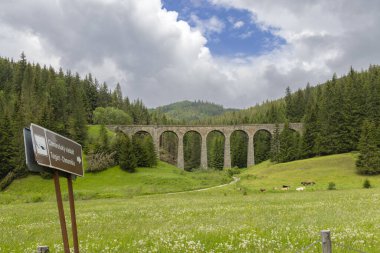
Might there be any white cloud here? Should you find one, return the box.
[0,0,380,109]
[239,31,253,39]
[233,20,244,29]
[190,14,225,35]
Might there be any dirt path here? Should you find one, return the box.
[165,176,240,195]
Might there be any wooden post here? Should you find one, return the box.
[53,171,70,253]
[67,176,79,253]
[321,230,332,253]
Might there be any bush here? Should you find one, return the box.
[363,179,371,189]
[225,167,241,177]
[327,182,336,190]
[86,152,116,172]
[40,171,53,179]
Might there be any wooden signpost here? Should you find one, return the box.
[24,124,83,253]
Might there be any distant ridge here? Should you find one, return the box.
[152,100,238,122]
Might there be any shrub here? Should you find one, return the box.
[40,171,53,179]
[86,152,116,172]
[327,182,336,190]
[225,167,241,177]
[363,179,371,189]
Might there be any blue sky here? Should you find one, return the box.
[162,0,285,57]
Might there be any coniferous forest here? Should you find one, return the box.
[1,54,380,190]
[0,54,154,189]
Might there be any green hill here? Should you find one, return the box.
[2,152,379,204]
[238,152,380,192]
[152,100,238,122]
[0,161,229,204]
[1,153,380,252]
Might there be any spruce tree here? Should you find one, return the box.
[143,135,157,167]
[118,133,137,173]
[270,124,281,162]
[302,100,319,158]
[278,122,299,162]
[356,120,380,175]
[254,130,271,164]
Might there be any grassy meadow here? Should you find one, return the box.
[0,161,229,204]
[1,153,380,252]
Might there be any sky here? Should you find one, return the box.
[1,0,380,109]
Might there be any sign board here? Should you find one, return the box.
[24,128,47,173]
[30,123,84,177]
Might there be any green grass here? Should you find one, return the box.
[0,187,379,252]
[1,153,380,252]
[87,125,115,139]
[0,161,229,204]
[239,152,380,192]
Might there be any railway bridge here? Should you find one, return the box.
[107,123,303,169]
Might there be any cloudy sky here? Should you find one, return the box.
[1,0,380,108]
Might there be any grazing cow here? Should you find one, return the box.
[281,185,290,191]
[296,187,305,191]
[301,181,315,186]
[260,188,266,192]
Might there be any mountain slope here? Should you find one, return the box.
[153,100,238,122]
[239,153,380,192]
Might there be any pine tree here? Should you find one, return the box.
[95,125,109,153]
[184,132,201,170]
[302,100,319,158]
[111,83,123,109]
[356,120,380,175]
[143,135,157,167]
[278,122,299,162]
[254,130,271,164]
[285,86,295,121]
[208,134,224,169]
[118,133,137,172]
[270,124,281,162]
[231,131,247,168]
[0,113,12,178]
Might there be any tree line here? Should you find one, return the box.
[0,54,155,189]
[1,53,380,190]
[159,66,380,173]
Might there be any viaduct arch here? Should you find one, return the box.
[107,123,303,169]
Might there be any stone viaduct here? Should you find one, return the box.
[107,123,303,169]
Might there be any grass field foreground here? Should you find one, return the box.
[0,187,379,252]
[1,153,380,252]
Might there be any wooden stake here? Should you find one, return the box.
[53,171,70,253]
[67,176,79,253]
[321,230,332,253]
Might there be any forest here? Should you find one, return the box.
[1,54,380,190]
[158,66,380,173]
[0,54,154,189]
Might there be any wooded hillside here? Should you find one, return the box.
[0,54,152,189]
